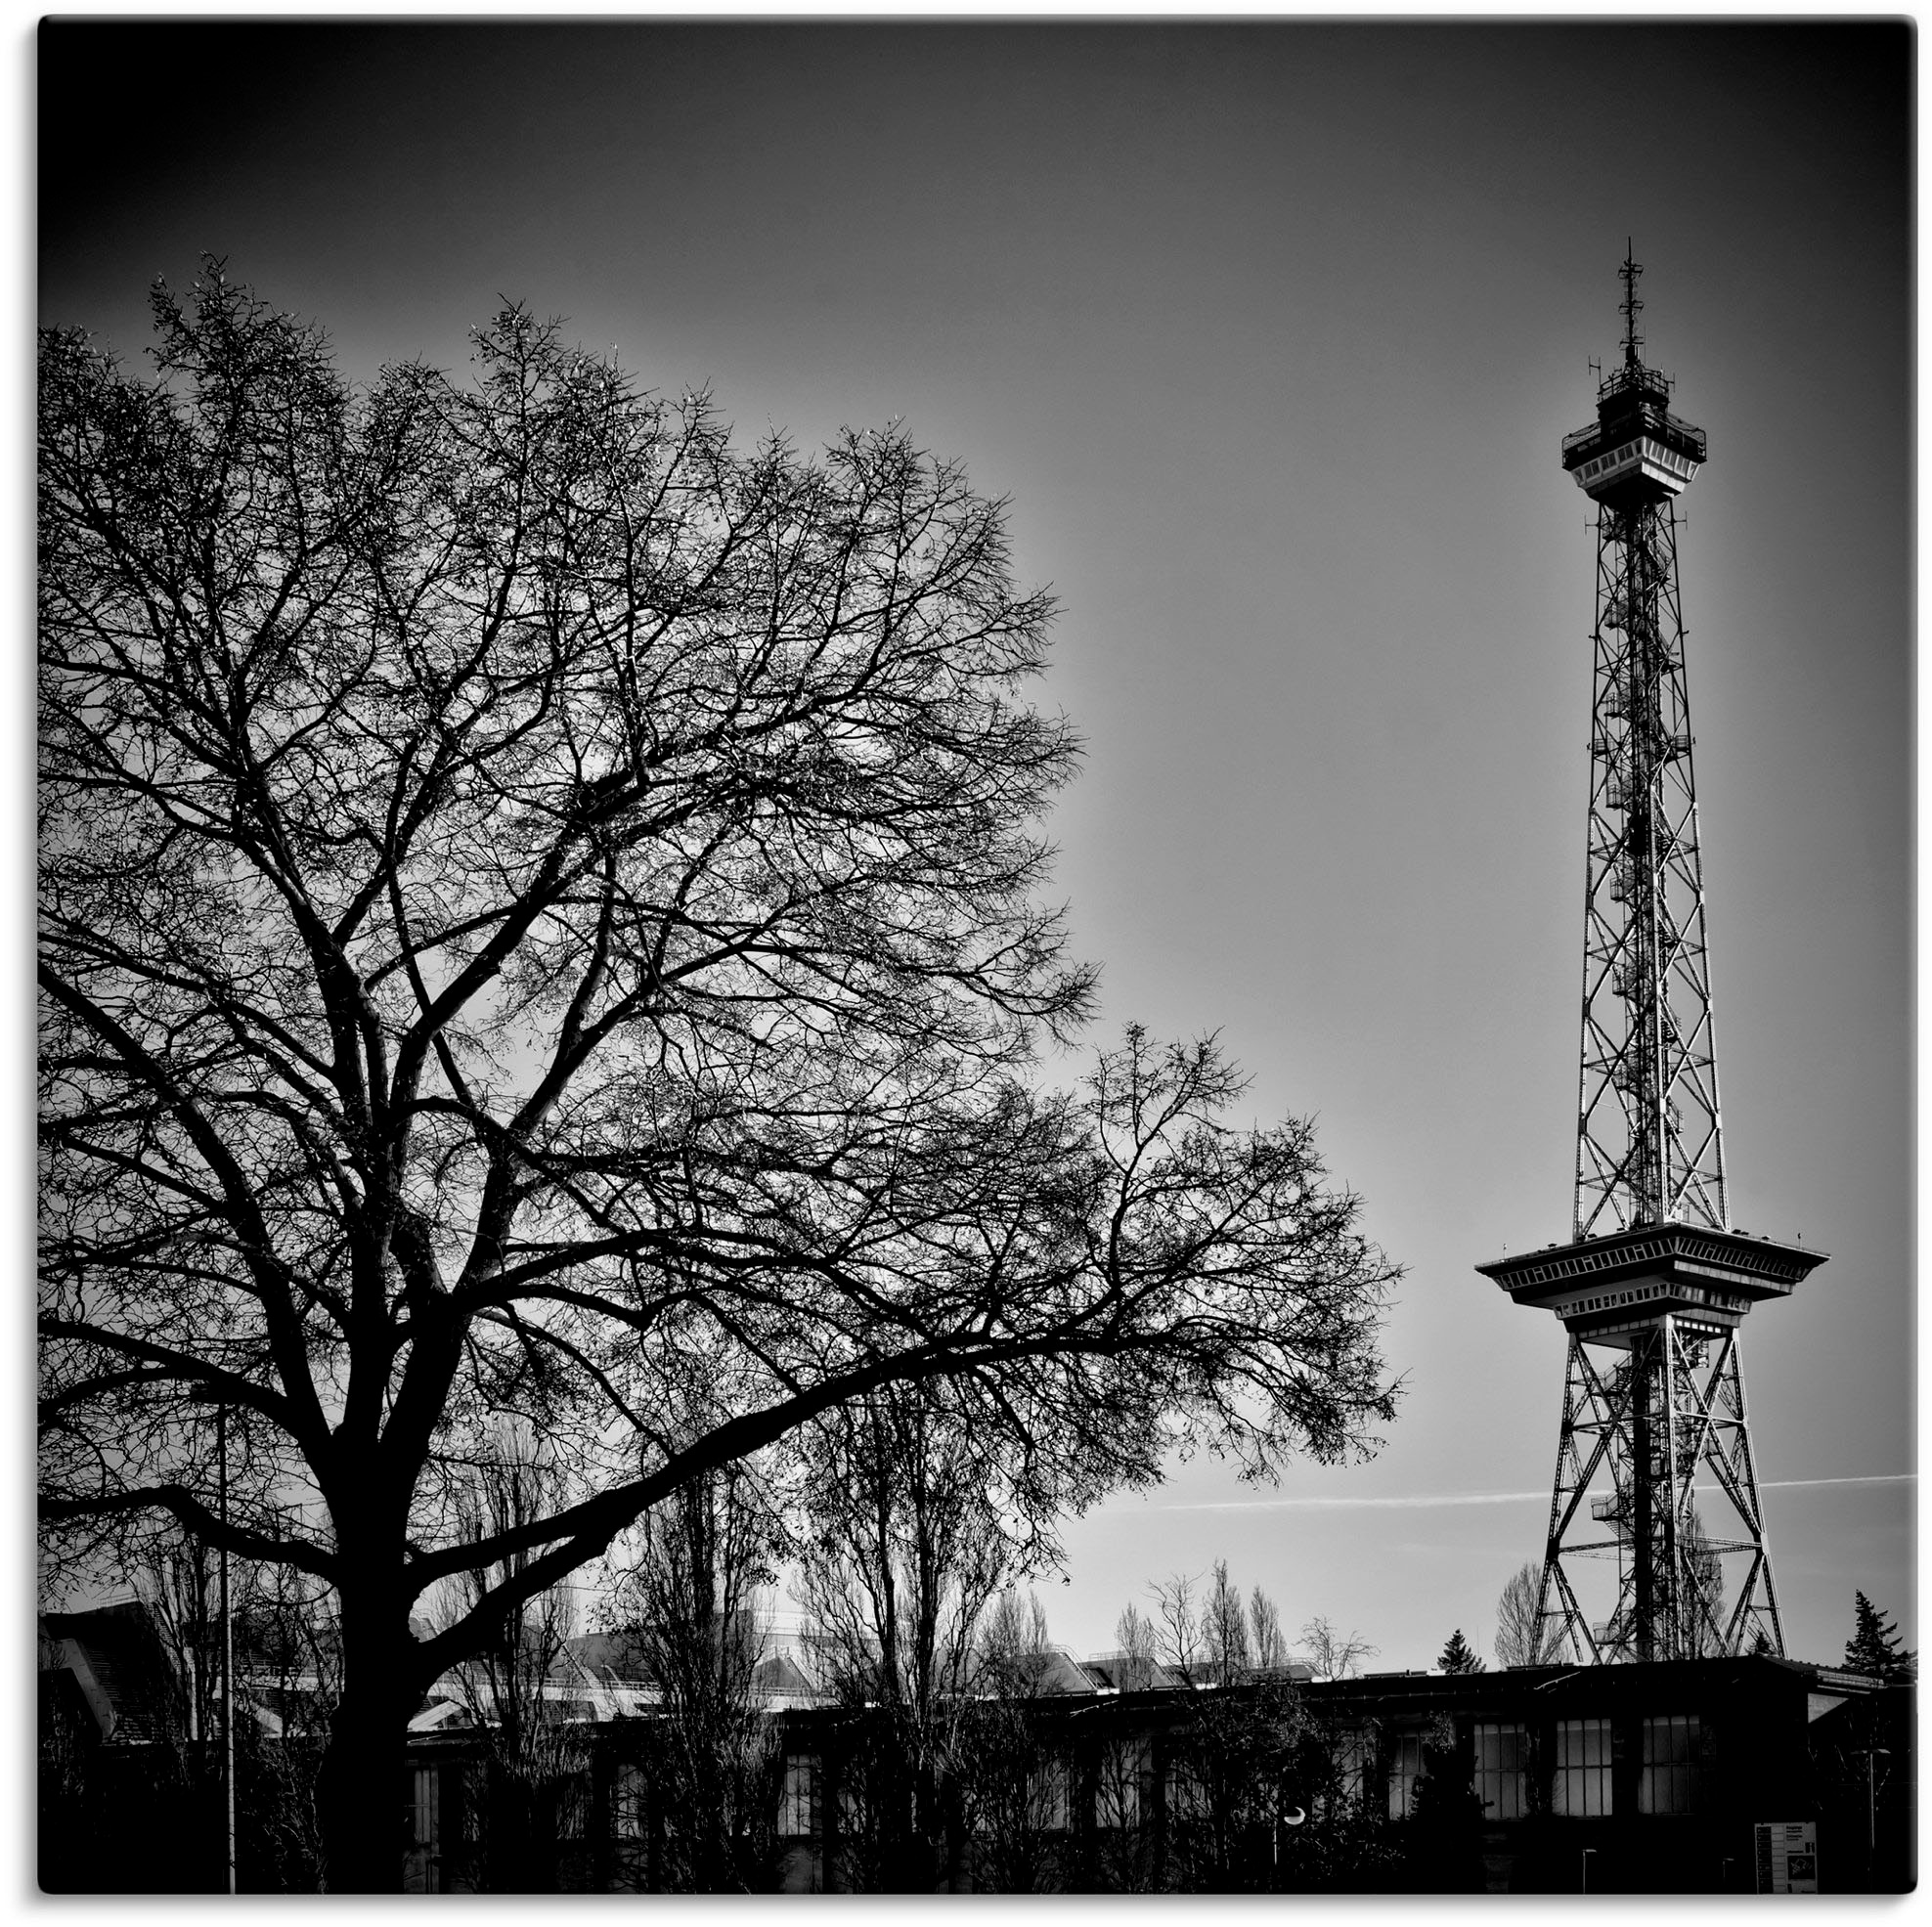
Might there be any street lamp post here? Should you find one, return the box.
[1866,1745,1891,1890]
[218,1401,236,1896]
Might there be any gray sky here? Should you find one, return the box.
[38,20,1912,1668]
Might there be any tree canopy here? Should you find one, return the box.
[38,265,1400,1885]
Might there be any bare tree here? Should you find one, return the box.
[954,1591,1068,1892]
[138,1530,223,1749]
[130,1520,337,1890]
[1249,1586,1289,1672]
[1493,1560,1566,1668]
[1114,1603,1160,1690]
[609,1461,784,1891]
[39,267,1401,1887]
[1166,1560,1304,1891]
[438,1423,590,1891]
[1152,1572,1204,1687]
[1201,1560,1254,1686]
[798,1381,1030,1890]
[1298,1616,1377,1682]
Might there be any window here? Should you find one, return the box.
[777,1754,815,1837]
[1553,1718,1612,1817]
[1473,1723,1528,1820]
[1314,1729,1373,1818]
[408,1766,439,1849]
[555,1770,592,1842]
[405,1766,441,1895]
[1386,1732,1425,1820]
[1035,1753,1074,1833]
[1097,1736,1149,1831]
[612,1760,647,1839]
[1167,1757,1210,1824]
[1639,1714,1704,1815]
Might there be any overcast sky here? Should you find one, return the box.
[37,19,1912,1669]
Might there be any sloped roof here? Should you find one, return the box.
[1079,1651,1185,1692]
[39,1600,176,1744]
[565,1629,651,1686]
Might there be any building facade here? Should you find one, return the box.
[389,1655,1910,1895]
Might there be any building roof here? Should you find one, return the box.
[39,1600,176,1744]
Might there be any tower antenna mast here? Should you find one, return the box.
[1619,241,1645,369]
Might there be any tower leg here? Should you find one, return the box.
[1541,1317,1785,1664]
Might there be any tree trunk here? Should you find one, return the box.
[314,1580,417,1893]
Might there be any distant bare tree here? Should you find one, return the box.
[139,1531,223,1748]
[1167,1563,1305,1892]
[1249,1586,1289,1671]
[1493,1560,1566,1668]
[612,1461,783,1891]
[132,1522,336,1890]
[440,1424,589,1891]
[1152,1573,1204,1686]
[1299,1616,1377,1682]
[798,1382,1021,1890]
[1114,1603,1159,1690]
[955,1592,1068,1893]
[1201,1561,1251,1686]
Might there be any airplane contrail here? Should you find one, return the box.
[1147,1472,1914,1514]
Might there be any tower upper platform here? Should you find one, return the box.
[1478,1223,1825,1348]
[1560,361,1706,506]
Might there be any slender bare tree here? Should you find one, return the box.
[797,1380,1032,1890]
[1200,1560,1251,1686]
[439,1423,589,1891]
[954,1591,1068,1893]
[1249,1586,1289,1672]
[1113,1603,1159,1690]
[610,1460,785,1891]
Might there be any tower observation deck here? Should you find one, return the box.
[1477,251,1825,1667]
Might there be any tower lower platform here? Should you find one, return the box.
[1478,1223,1825,1344]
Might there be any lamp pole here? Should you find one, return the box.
[1866,1744,1891,1890]
[218,1401,236,1895]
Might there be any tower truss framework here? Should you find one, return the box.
[1479,252,1825,1666]
[1576,496,1726,1238]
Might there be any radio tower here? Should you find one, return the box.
[1478,250,1825,1665]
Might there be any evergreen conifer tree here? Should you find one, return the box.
[1844,1592,1915,1681]
[1437,1629,1485,1675]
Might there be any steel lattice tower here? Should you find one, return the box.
[1478,252,1825,1666]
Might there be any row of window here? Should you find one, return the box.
[1471,1715,1704,1820]
[412,1711,1711,1858]
[1322,1716,1701,1825]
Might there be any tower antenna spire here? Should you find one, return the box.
[1619,240,1645,370]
